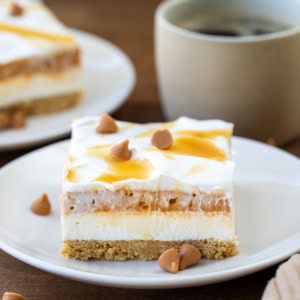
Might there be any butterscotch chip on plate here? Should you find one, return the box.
[109,139,131,161]
[266,137,277,147]
[0,112,10,130]
[151,129,173,150]
[2,292,25,300]
[179,243,202,270]
[0,111,27,130]
[158,244,201,273]
[31,193,51,216]
[158,248,180,273]
[11,111,26,129]
[60,115,238,260]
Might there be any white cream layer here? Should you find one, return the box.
[61,212,235,241]
[0,67,82,108]
[63,116,234,195]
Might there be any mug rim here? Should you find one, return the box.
[155,0,300,43]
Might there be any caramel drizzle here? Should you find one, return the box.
[66,146,154,184]
[0,23,75,43]
[68,126,230,183]
[139,128,230,161]
[174,129,232,140]
[93,158,154,183]
[162,136,227,162]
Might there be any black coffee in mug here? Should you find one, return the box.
[177,14,291,37]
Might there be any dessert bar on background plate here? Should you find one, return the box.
[0,0,83,116]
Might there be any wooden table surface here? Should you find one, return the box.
[1,1,300,299]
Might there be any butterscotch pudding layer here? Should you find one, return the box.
[61,239,238,261]
[62,189,231,214]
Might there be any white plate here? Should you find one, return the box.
[0,137,299,289]
[0,29,135,151]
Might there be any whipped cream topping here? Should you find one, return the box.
[63,116,234,195]
[0,0,76,64]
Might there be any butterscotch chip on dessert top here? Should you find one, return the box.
[9,2,24,16]
[151,128,173,150]
[96,114,118,134]
[109,139,131,160]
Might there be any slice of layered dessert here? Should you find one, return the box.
[0,0,83,116]
[60,115,238,260]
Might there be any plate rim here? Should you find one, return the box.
[0,137,299,289]
[0,231,299,289]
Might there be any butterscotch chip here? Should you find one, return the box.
[96,114,118,134]
[151,129,173,150]
[158,248,180,273]
[0,111,27,131]
[2,292,25,300]
[31,193,51,216]
[0,112,11,130]
[109,139,131,160]
[267,137,277,147]
[9,2,24,16]
[179,243,201,270]
[11,111,26,129]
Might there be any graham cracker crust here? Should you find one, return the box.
[0,91,83,115]
[61,239,238,261]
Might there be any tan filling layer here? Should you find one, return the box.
[62,189,231,214]
[61,239,238,260]
[0,48,80,80]
[0,91,82,115]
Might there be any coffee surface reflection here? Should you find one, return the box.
[177,15,291,37]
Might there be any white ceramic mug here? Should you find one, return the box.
[155,0,300,143]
